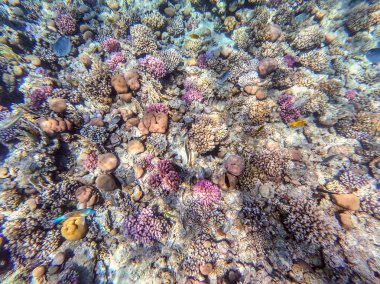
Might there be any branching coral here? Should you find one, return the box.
[251,148,285,181]
[299,51,329,72]
[247,98,275,125]
[189,114,227,154]
[123,207,169,245]
[142,11,166,30]
[292,25,324,50]
[280,198,338,248]
[130,24,157,56]
[192,180,221,206]
[231,27,252,49]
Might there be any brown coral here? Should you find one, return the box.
[75,186,99,209]
[138,112,169,135]
[38,117,73,135]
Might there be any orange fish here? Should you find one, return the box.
[288,120,306,127]
[189,33,200,39]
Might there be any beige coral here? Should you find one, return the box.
[38,117,73,135]
[292,25,324,50]
[247,98,275,125]
[142,11,166,30]
[299,51,329,72]
[189,114,227,154]
[130,24,157,56]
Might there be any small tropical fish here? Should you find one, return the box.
[217,71,230,84]
[0,110,23,131]
[252,125,265,137]
[189,33,200,39]
[53,36,72,57]
[365,47,380,64]
[288,120,306,127]
[321,154,339,165]
[52,208,95,224]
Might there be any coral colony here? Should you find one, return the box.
[0,0,379,283]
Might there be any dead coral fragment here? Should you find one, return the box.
[189,114,227,154]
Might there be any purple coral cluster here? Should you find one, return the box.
[55,14,76,35]
[138,55,167,79]
[148,159,180,192]
[182,88,204,104]
[344,89,356,100]
[143,153,155,171]
[82,151,98,171]
[29,85,53,109]
[284,55,298,68]
[192,180,221,206]
[107,52,126,70]
[102,38,121,53]
[278,92,301,123]
[196,53,208,69]
[145,103,169,114]
[123,207,169,245]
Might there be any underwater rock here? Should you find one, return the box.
[258,58,278,77]
[61,217,88,241]
[127,140,145,154]
[332,194,360,211]
[49,98,67,113]
[338,211,355,229]
[95,174,118,192]
[97,153,118,172]
[124,69,140,91]
[32,265,46,279]
[76,186,99,209]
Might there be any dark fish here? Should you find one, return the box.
[53,36,72,57]
[217,71,230,84]
[365,47,380,64]
[252,125,265,137]
[321,154,339,165]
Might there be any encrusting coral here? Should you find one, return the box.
[61,217,88,241]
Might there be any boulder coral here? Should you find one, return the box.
[61,217,88,241]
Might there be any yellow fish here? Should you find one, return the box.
[189,33,200,39]
[288,120,306,127]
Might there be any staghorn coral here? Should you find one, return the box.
[189,114,227,154]
[292,25,324,50]
[319,79,343,96]
[246,98,274,125]
[299,51,329,72]
[142,11,166,30]
[154,49,182,73]
[107,52,126,70]
[338,170,372,193]
[231,27,252,49]
[257,42,283,58]
[78,60,112,105]
[130,24,157,56]
[251,148,285,181]
[280,197,338,248]
[238,71,259,88]
[123,207,169,245]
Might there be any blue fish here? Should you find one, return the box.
[53,36,72,57]
[52,208,95,224]
[365,47,380,64]
[217,71,230,84]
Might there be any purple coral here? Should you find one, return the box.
[147,159,180,192]
[145,103,169,114]
[123,207,169,245]
[82,151,98,171]
[344,89,356,100]
[143,154,155,171]
[192,180,221,206]
[278,92,301,123]
[102,38,121,53]
[29,85,53,109]
[138,55,167,79]
[284,55,298,68]
[182,88,204,104]
[107,52,126,70]
[196,53,208,68]
[55,14,76,34]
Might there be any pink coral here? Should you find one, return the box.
[82,151,98,171]
[138,55,167,79]
[344,89,356,100]
[182,88,204,104]
[55,14,76,35]
[147,159,181,192]
[197,53,208,68]
[148,173,161,188]
[278,92,300,123]
[192,180,221,206]
[107,52,126,70]
[123,207,169,245]
[29,85,53,109]
[143,154,154,170]
[145,103,169,114]
[102,38,121,53]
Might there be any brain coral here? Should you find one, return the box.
[189,114,227,154]
[61,217,88,241]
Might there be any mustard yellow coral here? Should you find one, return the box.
[61,217,88,241]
